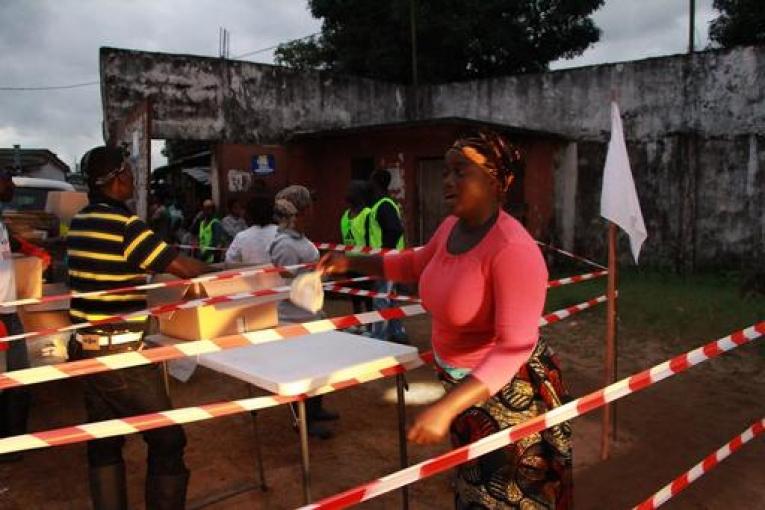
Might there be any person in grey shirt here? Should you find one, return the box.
[270,185,338,438]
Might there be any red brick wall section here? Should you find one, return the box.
[522,140,559,240]
[214,126,559,246]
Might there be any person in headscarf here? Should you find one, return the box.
[320,130,572,509]
[269,185,339,440]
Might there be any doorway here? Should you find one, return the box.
[417,158,449,245]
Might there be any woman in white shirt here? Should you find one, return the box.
[225,194,278,265]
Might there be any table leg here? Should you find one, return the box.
[396,374,409,510]
[297,399,312,504]
[162,361,171,398]
[248,386,268,492]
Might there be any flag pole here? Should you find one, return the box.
[600,221,618,460]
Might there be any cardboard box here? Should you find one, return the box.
[13,255,43,299]
[45,191,89,224]
[17,308,71,365]
[148,265,285,341]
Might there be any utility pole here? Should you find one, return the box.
[409,0,419,118]
[688,0,695,53]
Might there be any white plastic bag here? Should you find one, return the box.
[290,271,324,313]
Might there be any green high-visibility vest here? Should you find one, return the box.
[199,217,221,262]
[369,197,404,249]
[340,207,371,246]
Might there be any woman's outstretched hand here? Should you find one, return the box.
[407,402,453,445]
[317,252,350,275]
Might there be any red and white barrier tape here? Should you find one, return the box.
[634,418,765,510]
[0,352,435,456]
[173,243,228,252]
[300,321,765,509]
[0,262,314,309]
[314,242,411,256]
[0,294,606,390]
[0,304,427,390]
[535,241,608,270]
[0,276,373,344]
[324,285,421,302]
[547,270,608,288]
[1,238,601,310]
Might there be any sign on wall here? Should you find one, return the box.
[228,169,253,192]
[251,154,276,175]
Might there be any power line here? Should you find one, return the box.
[0,80,100,91]
[0,32,323,91]
[232,32,320,59]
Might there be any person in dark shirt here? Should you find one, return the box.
[367,170,408,343]
[67,145,209,510]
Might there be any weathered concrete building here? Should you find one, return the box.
[100,44,765,271]
[0,146,70,181]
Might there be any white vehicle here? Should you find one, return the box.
[5,176,76,212]
[0,177,77,239]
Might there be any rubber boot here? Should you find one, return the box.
[89,463,128,510]
[145,470,189,510]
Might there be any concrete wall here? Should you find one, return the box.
[420,46,765,141]
[101,45,765,270]
[101,47,407,143]
[420,46,765,270]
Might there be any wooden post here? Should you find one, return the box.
[600,222,618,460]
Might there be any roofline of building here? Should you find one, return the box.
[0,148,70,173]
[288,116,569,142]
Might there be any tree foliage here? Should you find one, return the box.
[709,0,765,48]
[275,0,603,83]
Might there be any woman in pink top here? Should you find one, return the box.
[321,130,571,508]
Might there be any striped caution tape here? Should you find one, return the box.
[0,276,375,345]
[0,352,435,456]
[0,294,607,390]
[547,270,608,287]
[323,285,421,302]
[0,304,427,390]
[0,262,315,309]
[634,418,765,509]
[535,241,608,270]
[300,321,765,509]
[313,242,410,256]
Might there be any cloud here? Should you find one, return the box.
[1,0,720,169]
[0,0,321,168]
[552,0,717,69]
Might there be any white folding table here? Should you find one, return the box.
[148,331,417,506]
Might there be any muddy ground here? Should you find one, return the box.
[0,297,763,509]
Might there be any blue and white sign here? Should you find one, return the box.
[251,154,276,175]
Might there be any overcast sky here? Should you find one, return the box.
[0,0,716,171]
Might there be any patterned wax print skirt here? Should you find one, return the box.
[439,338,573,509]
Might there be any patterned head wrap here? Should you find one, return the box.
[449,130,523,193]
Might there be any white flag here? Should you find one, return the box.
[600,101,647,263]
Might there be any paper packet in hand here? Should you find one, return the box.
[290,271,324,313]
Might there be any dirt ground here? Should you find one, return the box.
[0,296,763,510]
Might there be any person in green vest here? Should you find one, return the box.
[196,199,225,263]
[340,181,373,332]
[340,180,371,247]
[368,169,408,343]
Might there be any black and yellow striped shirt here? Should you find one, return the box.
[66,196,176,328]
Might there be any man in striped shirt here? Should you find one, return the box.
[67,146,209,510]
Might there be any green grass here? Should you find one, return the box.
[545,269,765,344]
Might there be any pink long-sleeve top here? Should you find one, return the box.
[384,211,548,394]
